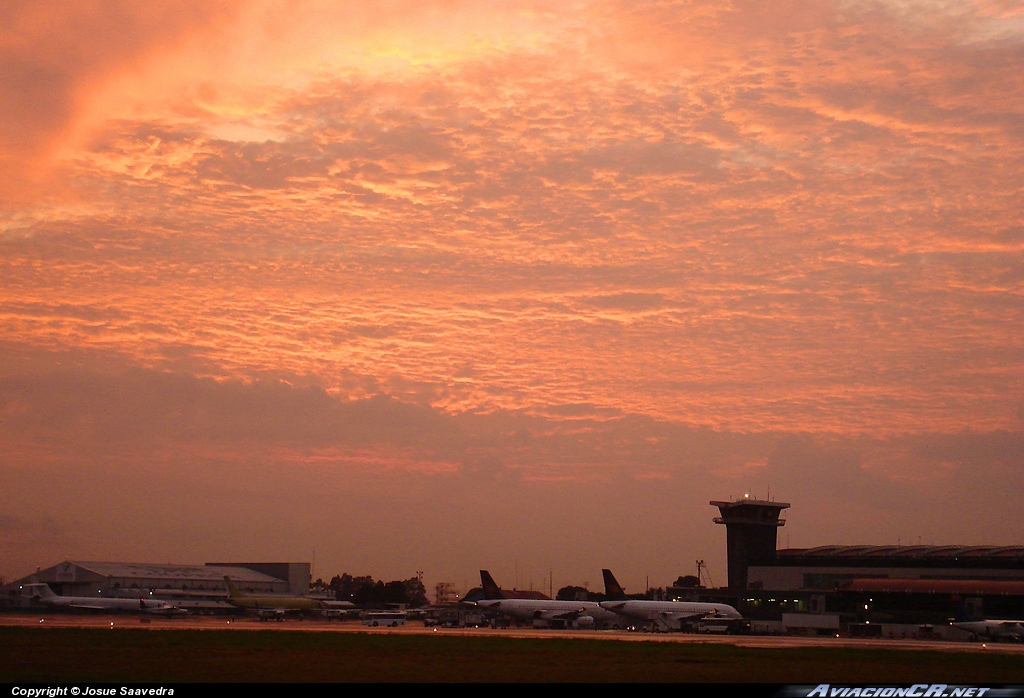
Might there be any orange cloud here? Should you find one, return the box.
[1,1,1023,583]
[0,0,246,202]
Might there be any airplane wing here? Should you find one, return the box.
[146,604,189,616]
[320,600,356,609]
[534,608,586,621]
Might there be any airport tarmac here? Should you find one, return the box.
[3,614,1023,655]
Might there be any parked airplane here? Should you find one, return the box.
[21,583,186,614]
[599,569,742,632]
[318,599,358,620]
[223,576,328,620]
[473,570,620,629]
[950,601,1024,642]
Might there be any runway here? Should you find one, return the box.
[4,613,1023,655]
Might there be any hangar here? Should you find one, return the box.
[1,560,310,611]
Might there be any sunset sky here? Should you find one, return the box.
[2,0,1022,594]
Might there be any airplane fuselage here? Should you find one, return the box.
[21,583,180,613]
[222,576,322,615]
[476,598,620,628]
[600,599,742,630]
[951,619,1024,641]
[225,595,322,611]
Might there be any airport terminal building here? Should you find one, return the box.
[709,498,1024,591]
[751,545,1024,591]
[700,498,1024,635]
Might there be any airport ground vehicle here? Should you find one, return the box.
[362,610,407,627]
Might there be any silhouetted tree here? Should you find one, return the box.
[331,573,373,602]
[647,586,665,600]
[327,572,428,607]
[557,585,590,601]
[403,576,427,607]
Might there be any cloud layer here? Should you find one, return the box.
[1,0,1022,588]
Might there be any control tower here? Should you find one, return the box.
[711,497,790,590]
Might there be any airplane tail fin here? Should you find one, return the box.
[602,569,627,600]
[479,570,505,600]
[950,596,979,623]
[224,576,244,599]
[27,583,56,599]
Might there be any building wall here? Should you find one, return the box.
[750,564,1024,591]
[206,562,311,595]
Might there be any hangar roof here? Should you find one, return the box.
[30,561,282,584]
[840,578,1024,595]
[778,546,1024,560]
[763,546,1024,572]
[76,562,281,582]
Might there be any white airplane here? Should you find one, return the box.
[474,570,620,629]
[21,583,187,614]
[598,569,742,632]
[951,602,1024,642]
